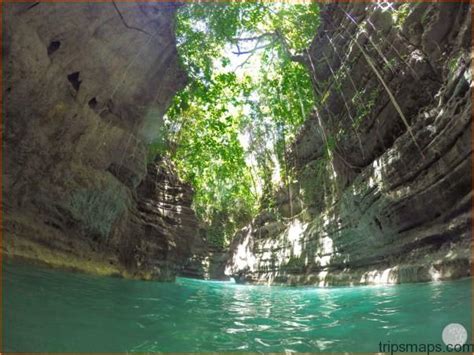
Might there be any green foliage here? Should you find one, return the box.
[283,255,306,273]
[353,89,379,129]
[383,57,398,72]
[447,52,463,76]
[159,2,320,247]
[299,152,332,208]
[392,3,411,30]
[165,73,257,246]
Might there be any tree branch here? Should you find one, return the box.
[235,51,257,70]
[232,39,276,55]
[232,32,277,42]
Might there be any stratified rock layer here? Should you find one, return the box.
[227,3,472,286]
[3,3,205,279]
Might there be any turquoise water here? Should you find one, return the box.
[3,260,472,352]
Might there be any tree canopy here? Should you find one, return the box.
[150,2,320,247]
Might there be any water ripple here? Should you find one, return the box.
[3,262,472,353]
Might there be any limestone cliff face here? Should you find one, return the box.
[127,157,207,280]
[3,3,205,279]
[227,3,472,285]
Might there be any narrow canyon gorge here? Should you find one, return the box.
[3,1,472,288]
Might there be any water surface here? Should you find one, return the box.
[3,261,471,352]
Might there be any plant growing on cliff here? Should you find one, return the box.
[157,3,319,247]
[353,88,379,129]
[283,255,306,273]
[392,3,411,29]
[69,184,128,240]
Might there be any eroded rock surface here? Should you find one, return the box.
[3,3,206,279]
[226,3,472,286]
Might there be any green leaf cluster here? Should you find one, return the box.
[154,2,320,247]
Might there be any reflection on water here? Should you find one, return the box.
[3,261,472,352]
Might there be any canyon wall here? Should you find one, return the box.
[3,3,207,279]
[227,3,472,285]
